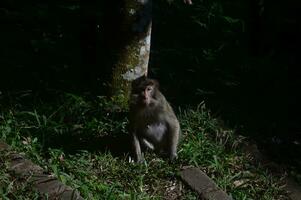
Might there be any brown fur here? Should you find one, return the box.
[129,76,180,162]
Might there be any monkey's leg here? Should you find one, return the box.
[142,139,155,150]
[132,134,143,162]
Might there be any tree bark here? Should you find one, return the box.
[105,0,152,104]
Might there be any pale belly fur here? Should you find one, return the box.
[142,122,167,149]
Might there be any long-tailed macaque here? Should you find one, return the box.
[129,76,180,162]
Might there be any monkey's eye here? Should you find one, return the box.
[146,87,152,91]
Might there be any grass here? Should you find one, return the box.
[0,90,289,199]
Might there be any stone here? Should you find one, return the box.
[31,174,83,200]
[8,152,43,176]
[0,140,84,199]
[180,167,232,200]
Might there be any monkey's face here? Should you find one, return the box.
[131,83,156,106]
[142,85,154,105]
[131,77,158,107]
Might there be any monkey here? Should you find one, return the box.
[129,75,180,162]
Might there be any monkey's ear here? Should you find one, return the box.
[150,79,159,88]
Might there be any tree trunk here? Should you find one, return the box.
[105,0,152,105]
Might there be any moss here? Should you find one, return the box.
[111,38,141,108]
[111,1,147,108]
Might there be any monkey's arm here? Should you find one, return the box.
[132,133,143,162]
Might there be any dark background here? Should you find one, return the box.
[0,0,298,173]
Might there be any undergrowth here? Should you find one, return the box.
[0,91,288,199]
